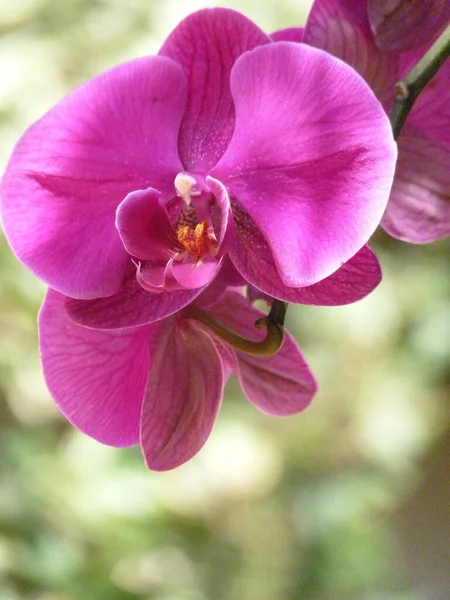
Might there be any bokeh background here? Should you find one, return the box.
[1,1,449,599]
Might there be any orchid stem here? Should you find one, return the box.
[389,23,450,139]
[184,299,287,357]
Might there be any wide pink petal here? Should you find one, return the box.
[368,0,450,52]
[66,273,201,329]
[211,42,396,288]
[208,292,317,415]
[116,188,178,260]
[141,318,224,471]
[39,289,151,446]
[270,28,304,42]
[1,56,186,299]
[289,246,382,304]
[159,8,270,173]
[230,204,381,304]
[382,128,450,243]
[304,0,399,106]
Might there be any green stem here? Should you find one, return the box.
[389,23,450,139]
[184,299,287,357]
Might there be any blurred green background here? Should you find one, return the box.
[1,1,449,599]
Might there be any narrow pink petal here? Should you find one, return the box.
[159,8,270,172]
[1,56,186,299]
[368,0,450,52]
[237,335,317,416]
[170,256,220,289]
[66,273,202,329]
[231,204,381,304]
[212,42,396,288]
[141,318,224,471]
[270,28,304,42]
[304,0,399,106]
[208,292,317,415]
[116,188,178,260]
[39,289,151,446]
[382,128,450,243]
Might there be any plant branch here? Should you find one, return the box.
[389,23,450,139]
[184,299,287,357]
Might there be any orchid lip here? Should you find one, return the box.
[117,176,233,295]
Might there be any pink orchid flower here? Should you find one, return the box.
[39,288,317,471]
[1,7,396,326]
[278,0,450,244]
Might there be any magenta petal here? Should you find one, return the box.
[170,256,220,289]
[116,188,178,260]
[289,246,382,305]
[212,42,396,287]
[1,56,186,299]
[141,319,224,471]
[159,8,270,172]
[304,0,399,106]
[231,194,381,305]
[66,274,202,329]
[208,292,317,415]
[368,0,450,52]
[382,129,450,243]
[270,28,304,42]
[39,289,151,446]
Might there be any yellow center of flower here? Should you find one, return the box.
[176,221,210,257]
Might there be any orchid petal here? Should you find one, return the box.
[270,28,304,42]
[382,129,450,243]
[1,56,186,299]
[304,0,399,106]
[116,188,178,260]
[231,204,381,304]
[211,43,396,288]
[39,289,151,446]
[367,0,450,52]
[141,318,224,471]
[208,292,317,415]
[66,273,201,329]
[159,8,270,172]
